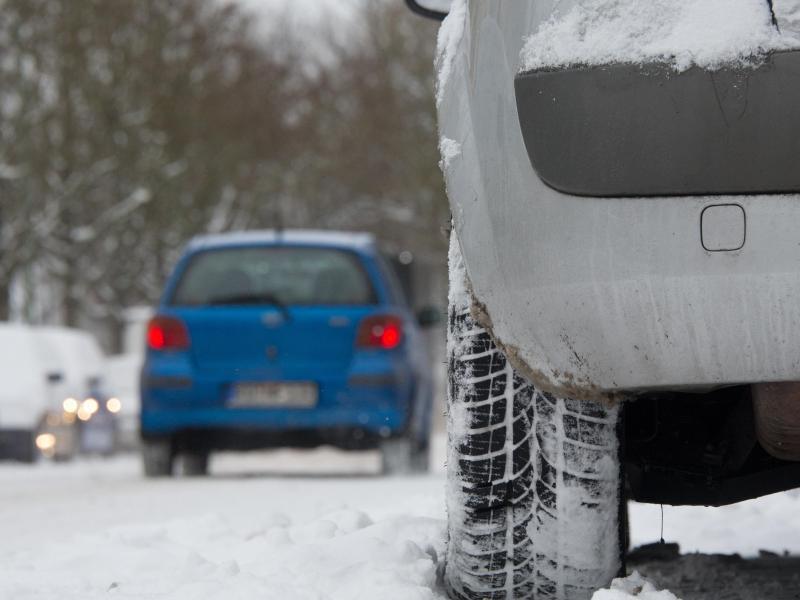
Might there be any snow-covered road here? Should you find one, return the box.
[2,434,800,599]
[0,440,449,600]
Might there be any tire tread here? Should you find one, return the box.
[445,302,621,600]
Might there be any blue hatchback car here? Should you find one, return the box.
[140,230,436,476]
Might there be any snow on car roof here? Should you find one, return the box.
[188,230,376,252]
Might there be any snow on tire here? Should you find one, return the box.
[444,232,622,600]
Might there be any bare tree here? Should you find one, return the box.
[0,0,305,348]
[0,0,446,350]
[295,1,448,258]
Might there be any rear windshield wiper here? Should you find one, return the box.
[206,293,291,319]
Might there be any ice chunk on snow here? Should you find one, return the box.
[521,0,800,72]
[592,571,681,600]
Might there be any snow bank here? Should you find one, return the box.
[0,443,451,600]
[5,449,800,599]
[593,572,680,600]
[1,507,445,600]
[521,0,800,72]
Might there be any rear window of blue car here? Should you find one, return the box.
[169,247,378,306]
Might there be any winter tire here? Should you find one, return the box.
[142,437,174,477]
[411,441,431,474]
[381,437,414,475]
[180,451,210,477]
[445,232,623,600]
[16,430,37,464]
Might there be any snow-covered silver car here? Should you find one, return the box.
[408,1,800,598]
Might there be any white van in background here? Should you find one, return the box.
[0,324,66,461]
[0,323,110,462]
[35,327,105,401]
[35,326,116,455]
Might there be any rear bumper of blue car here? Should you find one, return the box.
[140,403,408,452]
[140,356,414,448]
[141,404,407,435]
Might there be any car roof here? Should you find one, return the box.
[187,229,377,253]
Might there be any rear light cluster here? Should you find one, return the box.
[147,316,190,350]
[357,315,403,350]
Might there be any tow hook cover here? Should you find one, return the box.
[701,204,746,252]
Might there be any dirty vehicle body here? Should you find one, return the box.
[140,231,434,476]
[411,0,800,598]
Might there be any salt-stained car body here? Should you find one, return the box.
[438,0,800,397]
[430,3,800,598]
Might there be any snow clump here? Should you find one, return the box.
[521,0,800,72]
[775,0,800,36]
[435,0,467,106]
[592,571,681,600]
[438,137,461,171]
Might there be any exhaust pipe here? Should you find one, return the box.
[752,382,800,462]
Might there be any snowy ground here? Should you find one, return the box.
[2,433,800,599]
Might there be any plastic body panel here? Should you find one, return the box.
[515,50,800,197]
[437,3,800,395]
[140,232,433,446]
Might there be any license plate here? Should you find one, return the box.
[230,382,317,408]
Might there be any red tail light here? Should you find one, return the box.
[147,316,190,350]
[357,315,403,350]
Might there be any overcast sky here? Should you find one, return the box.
[229,0,364,53]
[235,0,361,27]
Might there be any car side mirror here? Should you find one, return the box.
[405,0,449,21]
[46,372,64,384]
[416,306,442,328]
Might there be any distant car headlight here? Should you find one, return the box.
[36,433,56,452]
[77,398,99,421]
[106,397,122,414]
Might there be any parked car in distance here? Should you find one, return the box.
[35,326,118,456]
[0,324,108,462]
[140,230,437,476]
[0,324,60,462]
